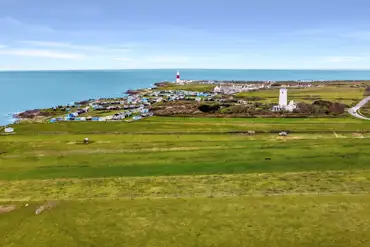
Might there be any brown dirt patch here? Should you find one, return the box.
[353,133,365,138]
[35,201,59,215]
[0,205,16,213]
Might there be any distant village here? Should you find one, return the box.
[13,70,322,124]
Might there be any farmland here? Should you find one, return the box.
[2,116,370,246]
[236,84,364,105]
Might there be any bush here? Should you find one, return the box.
[244,96,265,101]
[312,100,332,108]
[328,102,346,114]
[295,102,313,113]
[364,86,370,96]
[198,104,221,113]
[229,105,250,114]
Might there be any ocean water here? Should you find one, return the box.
[1,69,370,126]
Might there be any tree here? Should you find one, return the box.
[364,86,370,96]
[328,102,345,114]
[295,102,312,113]
[198,104,221,113]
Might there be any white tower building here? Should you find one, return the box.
[279,88,288,107]
[176,70,181,83]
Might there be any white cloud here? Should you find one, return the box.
[234,39,255,44]
[20,40,132,53]
[109,48,130,53]
[0,17,54,33]
[323,56,365,63]
[146,56,190,64]
[0,49,85,59]
[289,29,326,36]
[342,31,370,41]
[20,40,104,51]
[113,57,132,62]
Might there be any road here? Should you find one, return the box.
[348,96,370,120]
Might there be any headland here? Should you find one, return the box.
[3,77,370,247]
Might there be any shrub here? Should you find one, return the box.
[295,102,313,113]
[198,104,221,113]
[229,105,250,114]
[328,102,346,114]
[244,96,265,101]
[364,86,370,96]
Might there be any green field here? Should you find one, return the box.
[237,85,364,105]
[2,117,370,246]
[9,116,370,134]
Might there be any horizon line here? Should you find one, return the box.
[3,68,370,72]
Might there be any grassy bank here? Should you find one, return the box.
[2,195,370,247]
[9,116,370,135]
[2,116,370,246]
[1,130,370,180]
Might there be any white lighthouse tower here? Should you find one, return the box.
[176,70,181,83]
[279,87,288,107]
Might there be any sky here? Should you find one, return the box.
[1,0,370,70]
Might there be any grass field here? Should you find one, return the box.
[9,116,370,135]
[237,85,364,105]
[2,117,370,246]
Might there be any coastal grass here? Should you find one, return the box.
[2,170,370,200]
[359,101,370,118]
[2,195,370,247]
[3,117,370,246]
[1,131,370,180]
[9,116,370,135]
[237,86,364,105]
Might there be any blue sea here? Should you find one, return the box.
[2,69,370,126]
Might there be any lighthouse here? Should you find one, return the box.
[279,87,288,107]
[176,70,181,83]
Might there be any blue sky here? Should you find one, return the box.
[1,0,370,70]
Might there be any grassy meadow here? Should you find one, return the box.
[237,85,364,105]
[2,116,370,246]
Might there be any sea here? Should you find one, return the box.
[1,69,370,126]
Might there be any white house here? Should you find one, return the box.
[272,87,297,112]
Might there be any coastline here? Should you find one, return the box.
[3,68,370,126]
[7,79,370,127]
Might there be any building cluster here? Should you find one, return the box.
[284,83,313,88]
[49,94,152,123]
[272,87,297,112]
[151,90,214,102]
[213,84,270,95]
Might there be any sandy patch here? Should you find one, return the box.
[35,201,59,215]
[353,133,365,138]
[0,205,16,214]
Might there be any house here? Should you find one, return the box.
[4,127,14,133]
[107,106,121,110]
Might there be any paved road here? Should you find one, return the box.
[348,96,370,120]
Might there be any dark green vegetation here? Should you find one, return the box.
[2,116,370,246]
